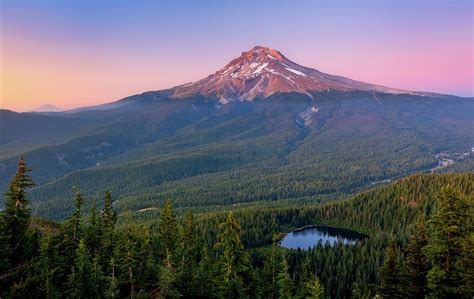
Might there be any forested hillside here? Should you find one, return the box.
[1,159,472,298]
[1,92,472,220]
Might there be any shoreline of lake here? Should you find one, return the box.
[279,224,369,250]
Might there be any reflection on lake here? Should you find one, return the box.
[280,225,368,250]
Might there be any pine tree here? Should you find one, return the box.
[60,189,85,271]
[157,200,179,259]
[158,250,180,298]
[115,212,139,298]
[67,239,94,298]
[402,214,429,298]
[296,254,312,297]
[195,246,213,298]
[305,276,325,299]
[378,241,403,298]
[67,189,84,243]
[135,226,156,292]
[1,156,34,268]
[100,191,116,271]
[101,191,116,234]
[260,241,282,298]
[277,257,293,299]
[176,211,199,297]
[38,229,61,299]
[85,200,101,255]
[105,258,119,299]
[91,255,105,298]
[0,216,11,272]
[214,212,251,298]
[423,185,472,298]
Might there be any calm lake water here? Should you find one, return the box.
[280,225,368,250]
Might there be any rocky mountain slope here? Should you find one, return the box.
[171,46,438,103]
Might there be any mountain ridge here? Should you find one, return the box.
[170,45,446,104]
[32,104,63,113]
[33,45,456,115]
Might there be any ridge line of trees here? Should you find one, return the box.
[0,157,472,298]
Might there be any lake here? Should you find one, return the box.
[280,225,368,250]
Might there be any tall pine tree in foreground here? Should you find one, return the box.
[423,185,473,298]
[1,157,35,269]
[214,212,251,298]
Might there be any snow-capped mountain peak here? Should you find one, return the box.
[171,46,434,103]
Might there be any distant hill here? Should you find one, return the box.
[32,104,63,112]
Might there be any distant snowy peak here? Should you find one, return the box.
[171,45,436,103]
[32,104,63,112]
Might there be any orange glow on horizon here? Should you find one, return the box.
[1,1,472,112]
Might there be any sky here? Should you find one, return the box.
[0,0,473,112]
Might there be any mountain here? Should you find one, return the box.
[0,46,472,220]
[172,46,439,103]
[32,104,63,112]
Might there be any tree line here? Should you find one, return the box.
[0,157,472,298]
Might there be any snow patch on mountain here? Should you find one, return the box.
[284,67,307,77]
[298,106,319,126]
[252,63,268,75]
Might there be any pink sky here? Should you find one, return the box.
[1,0,473,112]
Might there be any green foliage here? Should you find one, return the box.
[67,239,96,298]
[157,200,179,259]
[114,213,142,298]
[99,191,116,271]
[158,251,180,298]
[259,241,283,298]
[305,276,325,299]
[195,246,213,298]
[378,241,403,298]
[277,258,293,299]
[105,258,119,299]
[1,161,472,298]
[2,157,34,267]
[214,212,251,298]
[66,190,84,243]
[176,211,200,296]
[402,215,429,298]
[423,185,472,298]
